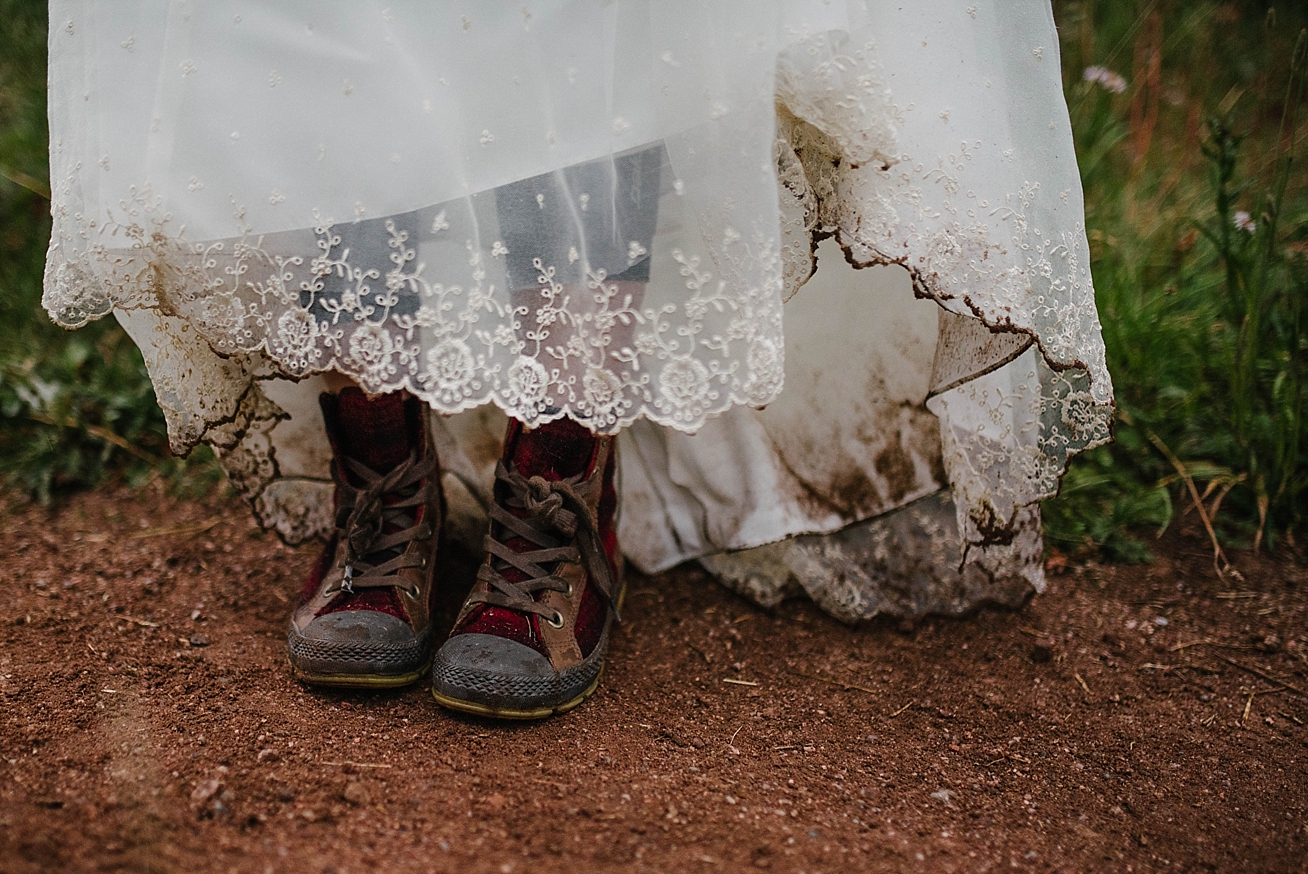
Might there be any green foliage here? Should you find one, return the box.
[0,2,216,501]
[1046,1,1308,558]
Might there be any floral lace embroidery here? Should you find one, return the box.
[45,182,786,438]
[773,59,1113,564]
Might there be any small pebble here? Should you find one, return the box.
[188,633,211,647]
[190,778,220,803]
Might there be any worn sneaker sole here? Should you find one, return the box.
[431,581,625,719]
[431,666,602,720]
[287,624,432,689]
[290,658,432,689]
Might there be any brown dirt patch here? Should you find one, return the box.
[2,485,1306,873]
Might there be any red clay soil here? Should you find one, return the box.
[1,483,1306,873]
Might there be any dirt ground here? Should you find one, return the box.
[1,483,1306,874]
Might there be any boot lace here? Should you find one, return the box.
[468,459,618,623]
[327,450,437,598]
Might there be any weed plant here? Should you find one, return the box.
[1046,0,1308,559]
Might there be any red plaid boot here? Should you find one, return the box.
[431,418,623,719]
[287,388,443,687]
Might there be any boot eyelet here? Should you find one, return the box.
[406,585,421,599]
[563,581,574,598]
[546,610,565,629]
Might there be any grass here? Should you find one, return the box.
[1045,0,1308,561]
[0,1,1304,561]
[0,0,217,502]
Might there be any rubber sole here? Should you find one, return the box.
[431,667,602,720]
[291,658,431,689]
[430,571,626,720]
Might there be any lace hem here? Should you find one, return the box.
[44,174,786,441]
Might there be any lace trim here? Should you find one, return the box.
[774,102,1113,554]
[44,177,785,440]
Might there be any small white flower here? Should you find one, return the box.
[430,210,449,233]
[271,308,323,372]
[583,367,626,425]
[503,356,550,413]
[1083,66,1127,94]
[658,357,712,419]
[421,338,476,400]
[348,323,395,371]
[746,337,784,405]
[1234,211,1256,233]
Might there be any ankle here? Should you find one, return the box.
[320,388,427,474]
[508,417,599,481]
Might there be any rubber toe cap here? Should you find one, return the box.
[301,610,417,647]
[435,633,554,678]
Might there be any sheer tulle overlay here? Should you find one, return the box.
[44,0,1112,620]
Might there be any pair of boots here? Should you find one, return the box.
[286,388,622,720]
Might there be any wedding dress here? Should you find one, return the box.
[43,0,1112,621]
